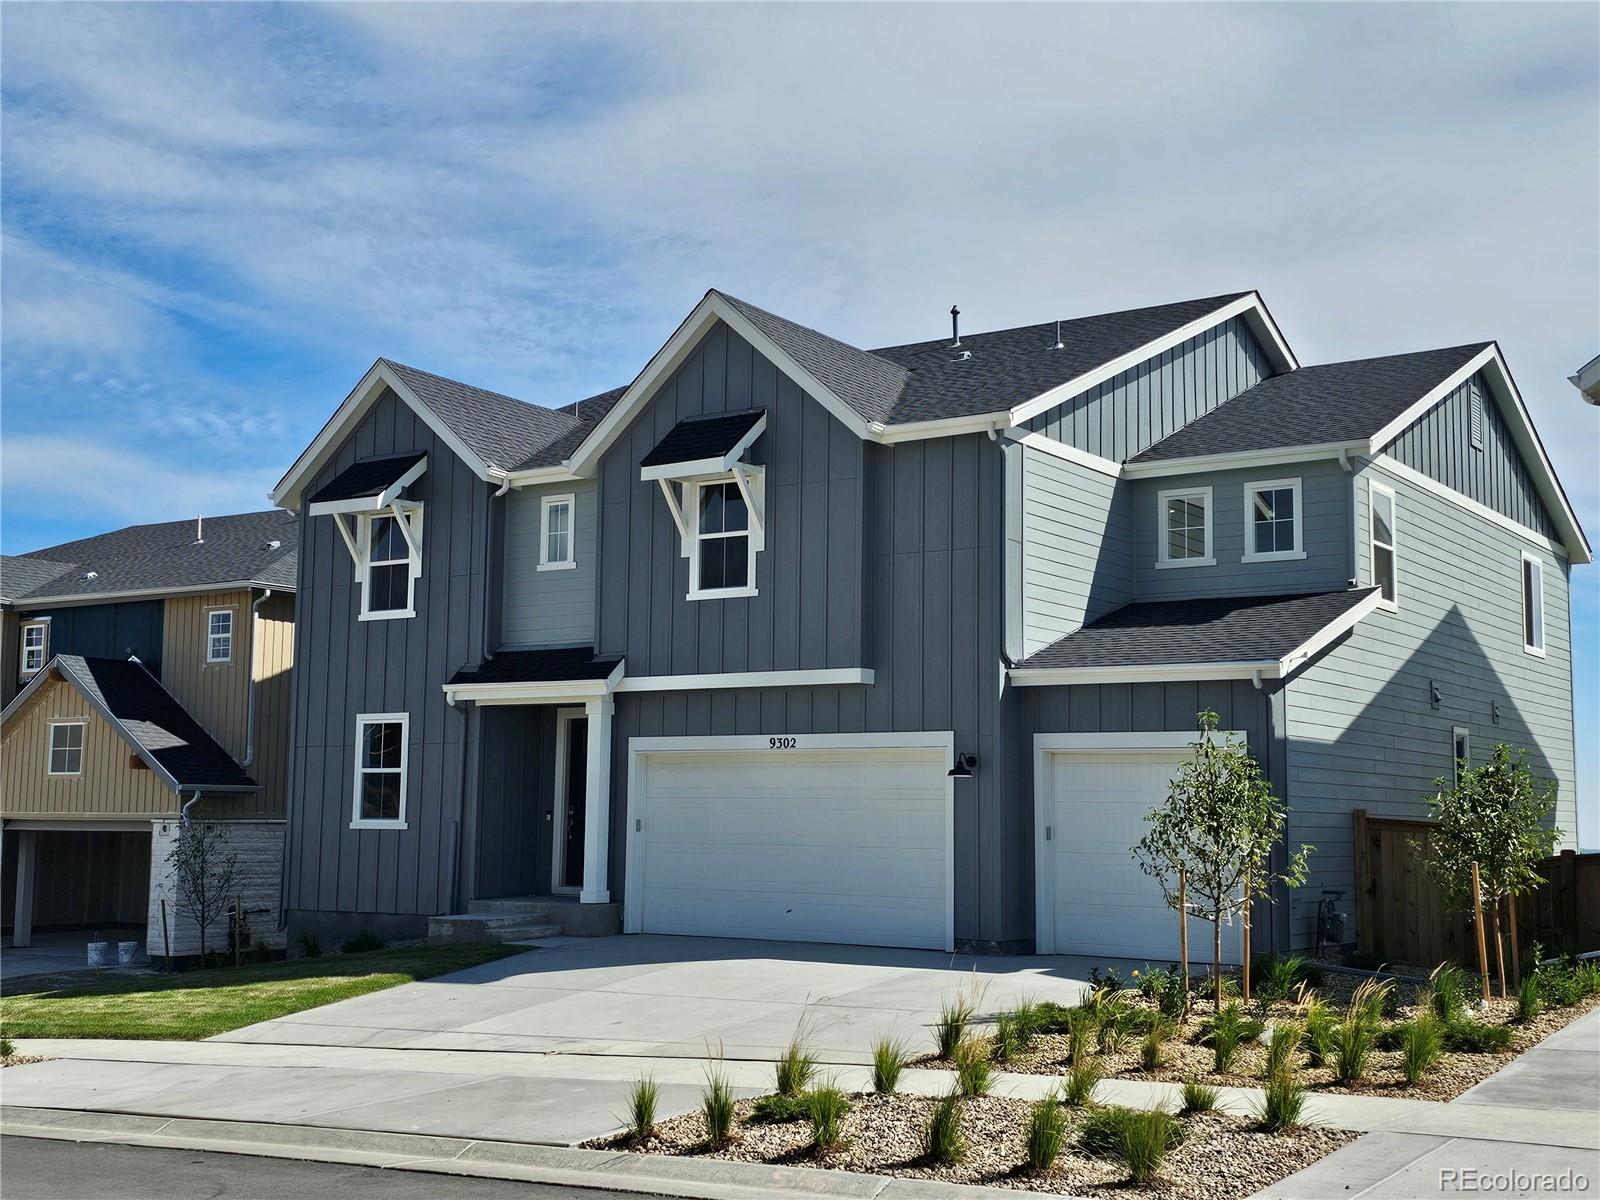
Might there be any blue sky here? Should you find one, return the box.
[3,3,1596,840]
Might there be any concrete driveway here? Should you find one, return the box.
[215,934,1100,1062]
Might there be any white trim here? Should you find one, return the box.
[1241,477,1305,563]
[1521,551,1546,657]
[638,413,769,482]
[1009,293,1297,428]
[46,720,87,776]
[623,731,956,952]
[356,505,424,621]
[1156,485,1213,568]
[538,493,577,571]
[1277,588,1385,674]
[442,658,626,707]
[1369,480,1398,611]
[614,667,874,693]
[550,705,587,893]
[870,413,1007,444]
[1124,442,1355,480]
[204,605,235,664]
[681,471,764,600]
[305,455,428,517]
[1033,729,1244,955]
[20,621,48,675]
[1010,661,1278,687]
[1371,454,1566,558]
[351,712,409,830]
[1002,429,1123,478]
[13,579,295,609]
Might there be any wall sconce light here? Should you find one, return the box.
[1491,701,1502,724]
[948,752,978,780]
[1429,681,1443,709]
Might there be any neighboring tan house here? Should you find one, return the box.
[268,290,1587,959]
[1,512,297,958]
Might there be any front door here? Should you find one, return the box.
[555,713,588,891]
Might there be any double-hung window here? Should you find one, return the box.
[206,608,233,663]
[1156,486,1213,568]
[1242,478,1304,562]
[1370,482,1397,608]
[539,494,576,570]
[692,479,754,595]
[21,622,47,674]
[352,713,408,828]
[359,506,423,619]
[1522,553,1545,655]
[48,721,85,776]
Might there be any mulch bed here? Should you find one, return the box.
[587,1094,1356,1200]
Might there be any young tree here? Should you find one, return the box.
[167,819,239,963]
[1425,743,1560,991]
[1134,711,1312,1006]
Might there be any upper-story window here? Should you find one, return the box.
[1452,726,1470,786]
[1242,478,1304,562]
[206,607,234,663]
[359,505,423,620]
[1370,481,1397,609]
[21,622,48,675]
[1522,552,1545,655]
[305,452,428,624]
[352,712,408,828]
[691,478,756,596]
[1156,486,1214,568]
[539,494,576,571]
[48,721,85,776]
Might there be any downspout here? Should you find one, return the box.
[241,589,272,768]
[180,788,203,822]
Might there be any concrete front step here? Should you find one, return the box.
[428,897,621,944]
[426,913,562,945]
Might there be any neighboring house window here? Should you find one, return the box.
[48,721,85,775]
[1452,727,1470,786]
[1156,486,1213,568]
[1522,553,1545,655]
[206,608,234,663]
[1242,478,1304,562]
[1370,482,1397,608]
[691,477,755,596]
[359,505,423,620]
[352,713,408,828]
[21,622,47,674]
[538,494,576,571]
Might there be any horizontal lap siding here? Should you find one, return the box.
[1284,459,1575,948]
[502,480,597,648]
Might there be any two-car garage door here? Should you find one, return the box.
[626,736,952,951]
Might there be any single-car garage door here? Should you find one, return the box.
[626,735,953,950]
[1037,737,1234,963]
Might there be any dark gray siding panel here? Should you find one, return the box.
[596,320,865,676]
[475,705,555,898]
[33,601,164,677]
[1024,317,1274,461]
[283,387,490,923]
[1386,371,1556,537]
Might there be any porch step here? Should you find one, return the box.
[426,912,563,945]
[428,897,621,944]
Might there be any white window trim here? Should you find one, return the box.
[680,466,766,601]
[205,606,235,664]
[355,502,424,622]
[47,720,86,777]
[1452,726,1471,786]
[351,712,409,829]
[1521,551,1546,657]
[1241,477,1307,563]
[1155,485,1215,568]
[1370,480,1399,611]
[537,493,578,571]
[20,621,48,675]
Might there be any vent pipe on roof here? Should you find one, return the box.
[1052,320,1064,351]
[950,305,961,348]
[195,516,204,544]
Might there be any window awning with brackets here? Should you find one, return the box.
[640,411,767,558]
[307,452,427,515]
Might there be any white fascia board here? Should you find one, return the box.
[272,361,495,509]
[614,667,875,693]
[1121,443,1356,480]
[1008,293,1294,429]
[1277,589,1384,677]
[306,456,429,517]
[1365,345,1498,453]
[638,413,771,482]
[1003,429,1123,478]
[1036,730,1243,752]
[1369,454,1568,559]
[443,658,626,706]
[13,580,291,610]
[1009,661,1280,687]
[870,413,1008,444]
[505,465,582,487]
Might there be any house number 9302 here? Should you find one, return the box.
[769,737,798,750]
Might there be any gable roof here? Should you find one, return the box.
[1,655,258,793]
[5,510,298,607]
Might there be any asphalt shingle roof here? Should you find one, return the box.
[0,556,79,604]
[640,409,766,470]
[1019,589,1379,670]
[307,452,426,505]
[8,510,298,604]
[447,647,622,685]
[1130,344,1489,463]
[52,655,257,790]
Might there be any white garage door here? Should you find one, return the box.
[627,737,952,950]
[1038,746,1226,963]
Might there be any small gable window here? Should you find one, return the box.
[1370,481,1398,609]
[1522,553,1545,655]
[539,494,576,571]
[352,713,408,828]
[305,452,427,623]
[1242,478,1304,562]
[1156,486,1213,568]
[206,608,234,663]
[21,622,48,675]
[48,721,85,776]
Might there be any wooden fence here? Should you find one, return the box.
[1353,809,1600,971]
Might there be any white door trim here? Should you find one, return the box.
[550,706,586,893]
[1033,731,1243,955]
[625,731,957,951]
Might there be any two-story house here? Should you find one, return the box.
[1,511,297,959]
[269,290,1586,958]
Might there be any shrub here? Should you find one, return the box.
[1255,955,1322,1004]
[807,1085,850,1154]
[952,1037,993,1097]
[1097,1006,1133,1055]
[1330,1015,1376,1083]
[994,1003,1043,1063]
[1179,1077,1219,1114]
[1398,1014,1444,1085]
[1081,1106,1182,1184]
[1264,1021,1302,1080]
[1061,1056,1103,1107]
[1442,1018,1514,1053]
[1256,1072,1308,1131]
[1031,1001,1077,1033]
[701,1067,736,1147]
[1065,1008,1096,1067]
[1349,978,1395,1026]
[935,993,975,1060]
[1025,1093,1068,1172]
[298,932,322,959]
[870,1036,911,1094]
[775,1028,818,1097]
[1514,974,1542,1024]
[0,1035,14,1060]
[1139,1024,1166,1071]
[1532,958,1600,1008]
[1300,999,1336,1067]
[624,1076,659,1142]
[750,1093,810,1123]
[922,1091,965,1164]
[1430,962,1469,1021]
[1088,965,1126,991]
[340,930,384,954]
[1202,1001,1260,1072]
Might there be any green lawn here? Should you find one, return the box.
[0,943,523,1041]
